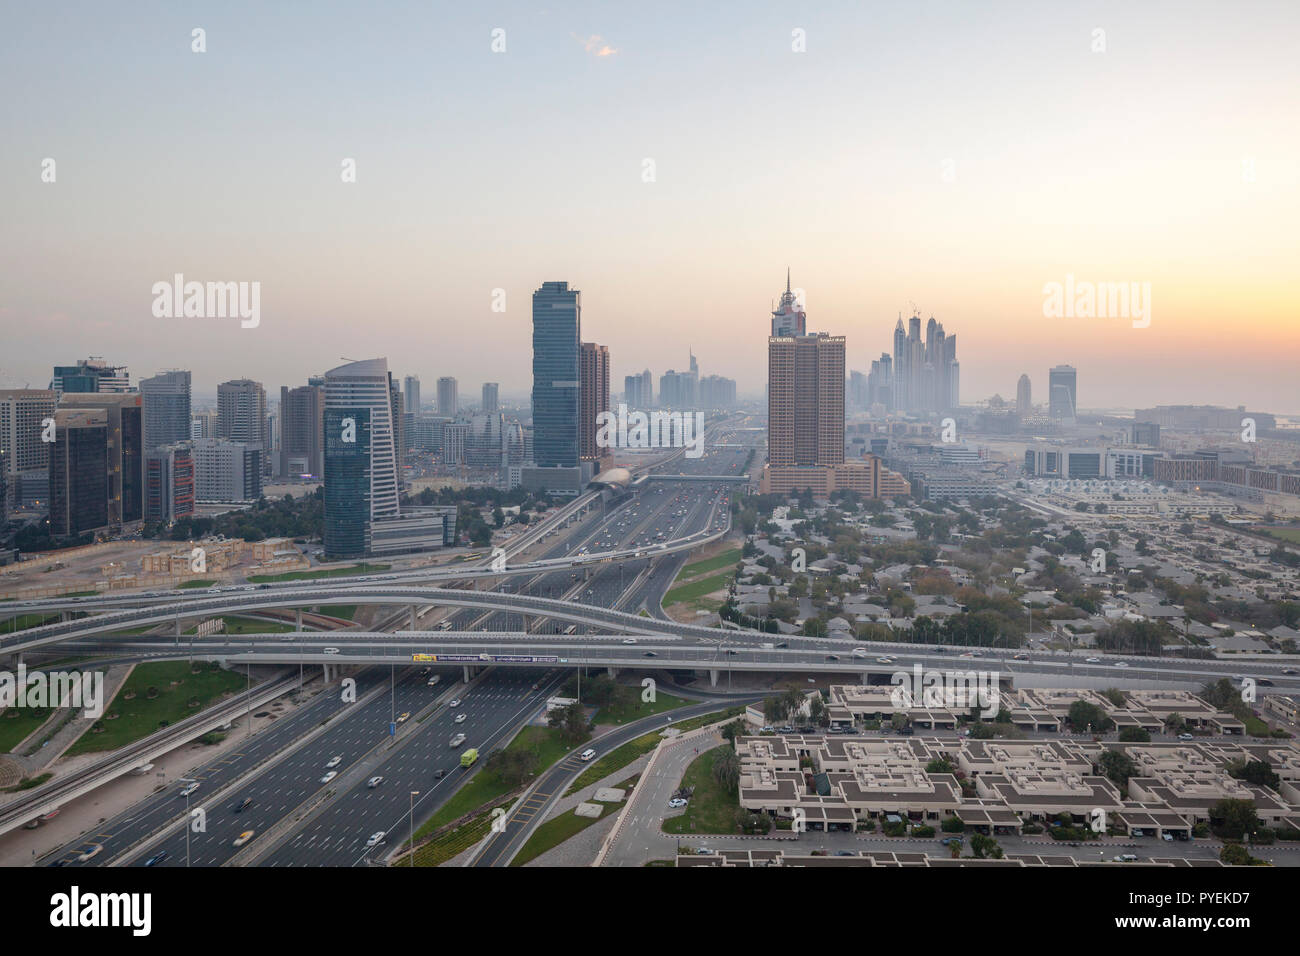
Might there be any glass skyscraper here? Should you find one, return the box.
[323,358,399,557]
[531,281,581,468]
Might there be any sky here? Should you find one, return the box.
[2,1,1298,412]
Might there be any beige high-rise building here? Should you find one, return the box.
[579,342,610,462]
[767,333,845,468]
[0,389,57,475]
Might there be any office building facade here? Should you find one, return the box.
[1049,365,1078,422]
[481,382,499,413]
[279,382,324,478]
[531,281,581,468]
[48,409,109,537]
[323,358,400,557]
[579,341,610,461]
[437,377,458,417]
[139,370,192,450]
[60,392,143,527]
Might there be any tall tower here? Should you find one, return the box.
[768,333,845,468]
[579,342,610,461]
[139,370,192,451]
[1016,374,1032,415]
[1049,365,1077,422]
[323,358,400,557]
[531,281,582,468]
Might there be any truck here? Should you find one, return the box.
[460,748,479,769]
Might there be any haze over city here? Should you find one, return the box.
[3,0,1298,409]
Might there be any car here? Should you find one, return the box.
[365,831,386,848]
[179,783,200,797]
[876,656,894,664]
[427,675,440,686]
[726,649,739,656]
[1114,662,1128,668]
[579,748,597,761]
[852,648,868,658]
[1013,653,1029,660]
[1284,668,1299,676]
[622,638,636,644]
[325,755,342,768]
[448,698,462,708]
[397,712,410,723]
[367,776,384,788]
[454,713,467,723]
[1085,657,1101,663]
[77,843,103,862]
[1178,733,1195,740]
[434,768,448,780]
[233,830,255,847]
[826,654,840,661]
[644,651,658,657]
[449,733,466,747]
[668,798,688,809]
[1162,833,1174,841]
[233,797,253,813]
[323,647,340,655]
[320,771,338,784]
[143,851,169,867]
[834,850,856,857]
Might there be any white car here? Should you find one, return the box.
[325,755,342,768]
[427,675,440,686]
[579,748,597,761]
[668,798,688,809]
[367,776,384,788]
[852,648,867,658]
[622,638,636,645]
[77,843,103,862]
[876,657,894,665]
[1085,657,1101,663]
[1114,662,1128,668]
[320,771,338,784]
[448,698,462,708]
[179,782,200,797]
[449,733,466,747]
[365,831,386,848]
[454,713,467,724]
[1178,733,1195,740]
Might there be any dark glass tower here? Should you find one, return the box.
[531,281,581,468]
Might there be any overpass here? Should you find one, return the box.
[59,632,1300,693]
[0,506,730,617]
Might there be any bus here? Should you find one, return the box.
[460,748,479,769]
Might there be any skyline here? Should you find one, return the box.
[3,1,1298,409]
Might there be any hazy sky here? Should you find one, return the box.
[3,1,1298,411]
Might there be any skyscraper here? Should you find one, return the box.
[139,370,192,450]
[0,389,57,475]
[60,392,143,526]
[767,333,845,469]
[1016,374,1032,415]
[279,382,324,478]
[1049,365,1078,422]
[323,358,400,557]
[624,369,652,408]
[437,377,458,417]
[403,375,421,417]
[50,358,129,398]
[145,443,194,522]
[48,408,108,537]
[217,379,266,444]
[887,312,959,414]
[579,342,610,461]
[530,281,581,469]
[481,382,499,413]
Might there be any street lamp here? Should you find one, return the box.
[409,790,420,866]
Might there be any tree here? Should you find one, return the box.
[1067,700,1112,733]
[1228,759,1280,790]
[1209,798,1262,840]
[968,833,1003,859]
[713,748,741,793]
[1099,749,1138,788]
[1118,726,1151,742]
[546,702,589,744]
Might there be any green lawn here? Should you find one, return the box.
[411,801,513,867]
[565,730,662,795]
[66,661,248,755]
[0,707,56,753]
[664,571,733,607]
[661,746,739,835]
[246,563,389,583]
[511,795,621,866]
[0,613,60,635]
[1259,527,1300,544]
[175,579,217,589]
[184,615,295,636]
[679,548,742,579]
[315,605,357,621]
[415,726,581,837]
[565,705,745,796]
[595,690,688,725]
